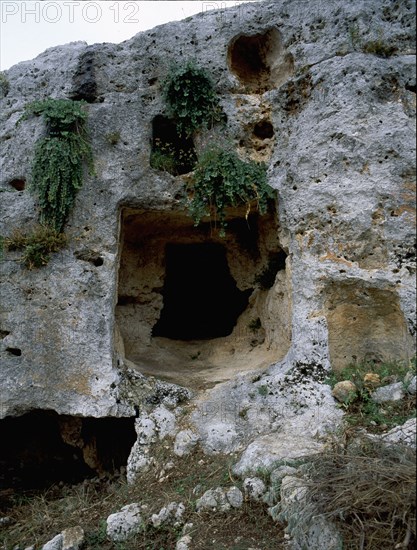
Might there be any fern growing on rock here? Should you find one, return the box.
[23,98,93,232]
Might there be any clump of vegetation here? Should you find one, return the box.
[4,225,67,269]
[257,384,269,397]
[348,24,397,58]
[159,61,274,235]
[304,437,416,549]
[163,60,223,137]
[21,98,93,232]
[0,71,9,98]
[184,146,273,236]
[105,131,120,145]
[150,144,178,174]
[361,40,397,58]
[327,359,416,432]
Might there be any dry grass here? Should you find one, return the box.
[4,225,67,268]
[0,446,285,549]
[304,437,416,550]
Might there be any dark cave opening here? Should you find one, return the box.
[153,243,252,340]
[0,411,136,491]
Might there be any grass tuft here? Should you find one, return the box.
[4,225,67,269]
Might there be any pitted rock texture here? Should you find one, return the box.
[0,0,415,429]
[106,503,145,542]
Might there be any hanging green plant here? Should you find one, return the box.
[163,61,223,137]
[184,146,274,237]
[22,98,93,232]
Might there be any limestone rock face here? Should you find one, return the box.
[0,0,415,439]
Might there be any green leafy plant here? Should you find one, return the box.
[185,146,273,236]
[150,144,177,174]
[21,98,93,232]
[5,225,67,269]
[163,61,223,137]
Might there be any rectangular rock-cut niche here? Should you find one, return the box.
[115,207,292,388]
[325,282,415,371]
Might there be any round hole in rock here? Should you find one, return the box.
[253,121,274,139]
[228,27,294,92]
[6,347,22,356]
[8,178,26,191]
[152,243,252,340]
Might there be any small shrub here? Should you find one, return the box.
[150,145,177,174]
[348,25,397,58]
[163,61,223,137]
[185,146,273,236]
[5,225,67,269]
[257,385,269,396]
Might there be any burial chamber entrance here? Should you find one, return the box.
[152,243,252,340]
[115,207,292,390]
[0,411,136,492]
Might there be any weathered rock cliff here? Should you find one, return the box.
[0,0,415,471]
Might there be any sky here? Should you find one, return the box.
[0,1,254,70]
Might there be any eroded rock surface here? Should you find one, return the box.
[0,0,415,508]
